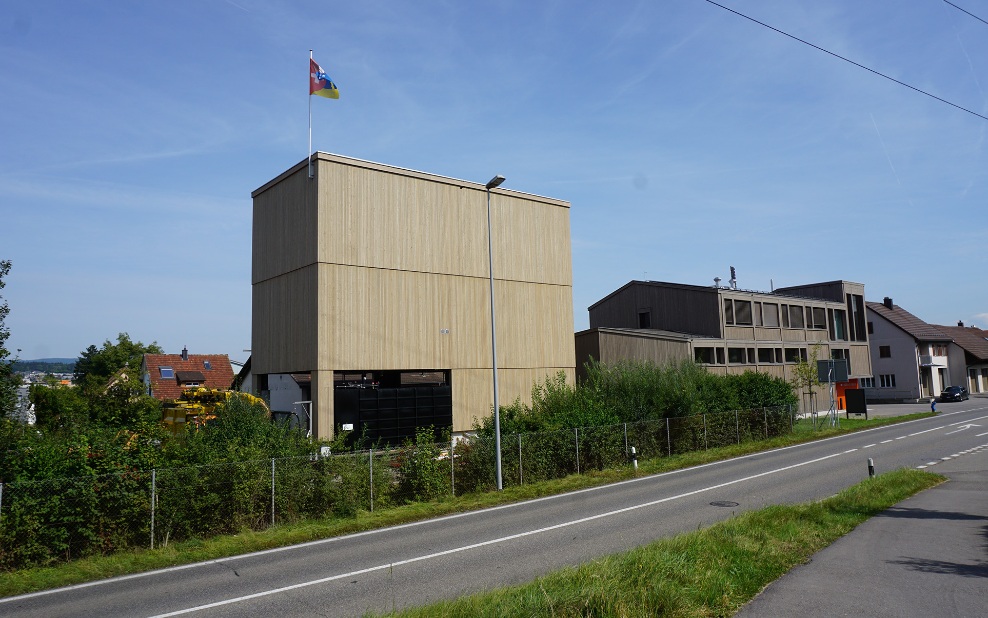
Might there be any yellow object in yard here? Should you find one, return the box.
[162,387,269,434]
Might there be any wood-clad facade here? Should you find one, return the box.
[578,280,873,411]
[252,153,575,438]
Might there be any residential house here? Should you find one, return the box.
[141,347,235,401]
[933,321,988,394]
[864,298,953,401]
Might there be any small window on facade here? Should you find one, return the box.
[753,302,762,326]
[204,360,212,370]
[879,374,896,388]
[734,300,753,325]
[834,310,847,341]
[781,304,790,328]
[763,303,779,327]
[160,367,174,379]
[812,307,827,329]
[694,347,715,364]
[879,345,891,358]
[784,348,805,364]
[728,347,746,364]
[789,305,805,329]
[860,377,875,388]
[716,347,726,364]
[638,310,651,329]
[724,298,734,325]
[757,348,775,363]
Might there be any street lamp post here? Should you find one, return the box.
[485,174,505,490]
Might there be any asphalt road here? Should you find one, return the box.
[3,400,986,618]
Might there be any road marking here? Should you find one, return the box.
[844,449,858,453]
[946,424,981,435]
[864,444,876,448]
[977,431,988,437]
[145,451,847,617]
[925,462,939,466]
[908,427,943,437]
[896,436,907,440]
[881,440,893,444]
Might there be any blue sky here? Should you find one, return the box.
[2,1,987,363]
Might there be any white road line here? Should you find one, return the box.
[844,449,859,453]
[896,436,907,440]
[145,451,847,617]
[863,444,876,448]
[881,440,893,444]
[908,427,943,437]
[977,431,988,437]
[925,461,939,466]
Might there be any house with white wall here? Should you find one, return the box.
[934,322,988,394]
[864,298,953,401]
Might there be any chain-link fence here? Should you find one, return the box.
[0,405,793,570]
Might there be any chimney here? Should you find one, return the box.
[883,297,893,310]
[181,346,188,361]
[958,320,964,327]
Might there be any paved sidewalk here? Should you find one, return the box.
[735,467,988,617]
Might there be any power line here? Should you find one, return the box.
[942,0,988,27]
[701,0,988,123]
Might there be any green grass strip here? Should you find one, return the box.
[0,412,933,598]
[374,469,943,618]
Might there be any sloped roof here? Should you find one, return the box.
[866,301,952,342]
[934,324,988,361]
[142,353,235,401]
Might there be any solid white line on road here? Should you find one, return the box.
[844,449,858,453]
[908,427,944,437]
[864,444,876,448]
[145,451,848,617]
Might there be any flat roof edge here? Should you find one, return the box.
[252,152,570,207]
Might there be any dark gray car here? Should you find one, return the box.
[939,386,969,402]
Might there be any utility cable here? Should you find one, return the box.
[701,0,988,122]
[942,0,988,28]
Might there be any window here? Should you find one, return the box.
[811,307,827,329]
[933,344,947,356]
[204,360,212,370]
[831,349,851,374]
[879,374,896,388]
[159,367,174,379]
[716,347,726,364]
[638,310,651,329]
[860,377,875,388]
[833,310,847,341]
[867,321,874,335]
[788,305,804,328]
[728,347,747,364]
[753,302,762,326]
[734,300,753,325]
[695,347,715,364]
[781,304,790,328]
[724,298,734,325]
[784,348,808,363]
[757,348,777,363]
[762,303,779,327]
[879,345,891,358]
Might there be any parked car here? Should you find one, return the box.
[939,386,969,402]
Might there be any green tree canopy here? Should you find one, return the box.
[0,259,19,417]
[73,333,162,394]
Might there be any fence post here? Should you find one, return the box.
[369,449,374,513]
[790,404,794,432]
[271,458,276,527]
[451,436,455,497]
[623,423,628,455]
[703,414,708,450]
[150,469,156,550]
[764,407,768,439]
[735,409,740,444]
[575,428,580,475]
[518,433,523,485]
[666,418,671,456]
[0,482,4,527]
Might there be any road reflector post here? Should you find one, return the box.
[630,446,638,472]
[868,458,875,478]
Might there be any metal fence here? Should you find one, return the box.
[0,405,793,570]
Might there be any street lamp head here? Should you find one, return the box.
[485,175,505,190]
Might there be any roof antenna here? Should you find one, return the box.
[729,266,737,290]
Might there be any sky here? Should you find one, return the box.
[2,1,987,364]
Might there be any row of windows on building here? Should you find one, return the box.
[860,375,896,388]
[875,344,948,359]
[694,346,851,368]
[723,299,850,341]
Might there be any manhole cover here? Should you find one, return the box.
[710,501,739,507]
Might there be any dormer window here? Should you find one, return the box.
[204,360,212,370]
[160,366,174,378]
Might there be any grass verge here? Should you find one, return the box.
[0,412,934,598]
[373,469,944,617]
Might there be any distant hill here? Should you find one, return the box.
[13,358,77,373]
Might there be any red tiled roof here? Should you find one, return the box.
[866,302,952,342]
[934,325,988,361]
[142,354,235,401]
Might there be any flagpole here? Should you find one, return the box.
[308,49,313,179]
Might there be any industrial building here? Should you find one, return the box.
[576,279,873,410]
[251,153,575,441]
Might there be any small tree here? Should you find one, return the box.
[791,343,822,416]
[73,333,163,396]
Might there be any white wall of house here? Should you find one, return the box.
[867,312,922,400]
